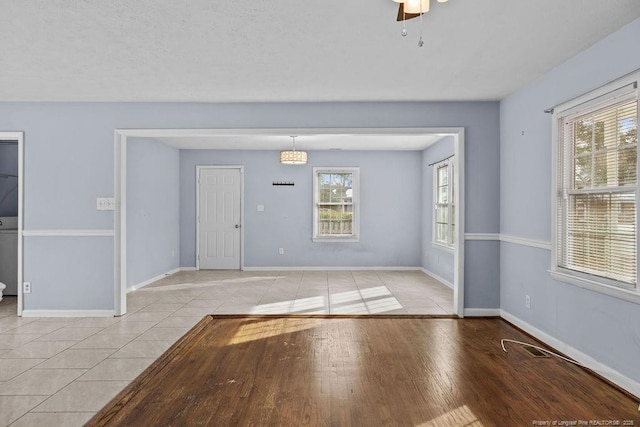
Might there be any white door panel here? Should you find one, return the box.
[198,168,241,269]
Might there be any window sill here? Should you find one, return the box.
[313,236,360,243]
[431,242,455,253]
[549,269,640,305]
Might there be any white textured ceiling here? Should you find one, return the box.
[2,0,640,103]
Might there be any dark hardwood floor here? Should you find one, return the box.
[88,316,639,426]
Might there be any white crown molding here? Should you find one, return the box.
[22,229,115,237]
[501,310,640,399]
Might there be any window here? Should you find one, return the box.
[313,167,359,241]
[553,79,638,293]
[433,158,455,247]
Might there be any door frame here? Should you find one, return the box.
[195,165,244,271]
[0,132,24,316]
[114,127,464,317]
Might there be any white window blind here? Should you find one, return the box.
[556,91,638,288]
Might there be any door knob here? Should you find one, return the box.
[235,224,240,229]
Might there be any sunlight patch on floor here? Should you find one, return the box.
[249,286,403,315]
[138,276,275,292]
[416,405,484,427]
[226,318,323,345]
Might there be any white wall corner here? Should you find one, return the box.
[420,268,454,289]
[500,310,640,399]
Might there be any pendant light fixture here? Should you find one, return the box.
[280,136,308,165]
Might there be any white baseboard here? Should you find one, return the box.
[500,310,640,399]
[464,308,500,317]
[22,309,115,318]
[127,267,181,293]
[242,266,423,272]
[420,268,454,288]
[180,267,197,271]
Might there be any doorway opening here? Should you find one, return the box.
[0,132,24,316]
[114,128,465,317]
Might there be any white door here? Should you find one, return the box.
[197,167,242,269]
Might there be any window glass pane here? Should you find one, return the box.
[438,166,448,186]
[328,173,352,203]
[451,204,455,226]
[573,120,593,155]
[618,112,637,147]
[436,223,448,243]
[592,152,611,187]
[318,204,352,235]
[436,205,448,224]
[593,120,607,151]
[438,186,448,204]
[618,146,637,186]
[574,155,591,189]
[319,188,330,203]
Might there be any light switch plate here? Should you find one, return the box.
[97,197,116,211]
[257,204,265,212]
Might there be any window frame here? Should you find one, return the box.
[432,158,455,251]
[312,167,360,242]
[550,72,640,304]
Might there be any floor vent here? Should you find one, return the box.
[523,346,550,358]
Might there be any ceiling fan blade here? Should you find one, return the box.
[396,3,422,21]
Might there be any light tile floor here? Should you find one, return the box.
[0,270,453,426]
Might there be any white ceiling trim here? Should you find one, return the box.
[117,127,460,151]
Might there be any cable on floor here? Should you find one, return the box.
[501,338,640,411]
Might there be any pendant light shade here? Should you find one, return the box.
[279,150,307,165]
[395,0,448,22]
[280,136,308,165]
[403,0,429,14]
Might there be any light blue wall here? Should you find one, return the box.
[127,138,180,289]
[180,150,423,267]
[23,237,113,310]
[0,143,18,217]
[500,18,640,384]
[421,137,455,285]
[0,101,499,311]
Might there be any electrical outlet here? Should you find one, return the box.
[96,197,115,211]
[171,250,175,257]
[278,248,284,255]
[525,295,531,309]
[23,282,31,294]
